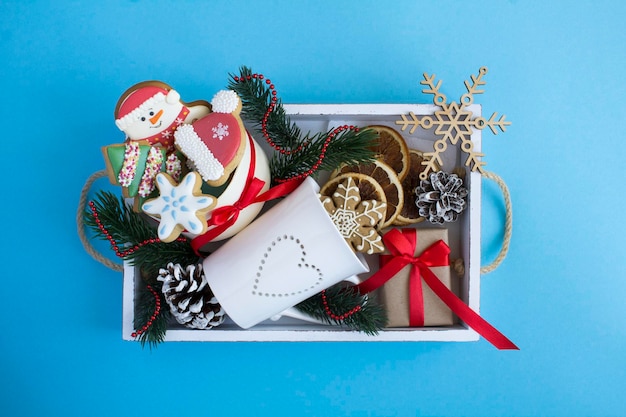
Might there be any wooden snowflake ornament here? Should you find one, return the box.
[320,176,387,255]
[395,67,511,179]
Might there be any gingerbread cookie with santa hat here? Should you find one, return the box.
[102,81,210,204]
[174,90,247,187]
[114,81,210,148]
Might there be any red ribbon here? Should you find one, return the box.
[191,135,302,254]
[355,228,518,350]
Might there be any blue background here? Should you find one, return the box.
[2,1,624,416]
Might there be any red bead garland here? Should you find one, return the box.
[321,290,362,321]
[88,201,187,258]
[130,284,161,338]
[234,72,360,183]
[235,73,302,155]
[88,201,175,338]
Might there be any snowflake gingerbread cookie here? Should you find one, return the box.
[142,172,217,242]
[102,81,210,205]
[174,90,247,187]
[320,175,387,255]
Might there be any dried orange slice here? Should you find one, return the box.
[367,125,410,182]
[332,160,403,229]
[320,173,387,211]
[394,149,428,225]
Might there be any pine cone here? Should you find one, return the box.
[157,262,226,329]
[415,171,468,224]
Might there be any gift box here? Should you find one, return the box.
[122,103,484,342]
[375,228,455,327]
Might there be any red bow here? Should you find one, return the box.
[204,177,267,228]
[191,135,302,254]
[356,228,518,350]
[356,228,450,327]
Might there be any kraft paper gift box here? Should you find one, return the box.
[376,228,456,327]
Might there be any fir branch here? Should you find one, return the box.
[84,191,154,245]
[228,66,378,181]
[269,128,378,180]
[83,191,199,278]
[228,66,304,150]
[134,281,169,349]
[295,284,387,335]
[133,240,199,282]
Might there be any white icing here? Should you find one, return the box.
[142,172,216,241]
[330,209,358,239]
[116,90,185,141]
[165,153,182,182]
[137,146,164,197]
[211,90,239,113]
[165,89,180,104]
[212,122,229,140]
[174,124,225,181]
[117,142,140,187]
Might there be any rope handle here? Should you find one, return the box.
[78,170,512,275]
[480,171,512,274]
[76,170,124,272]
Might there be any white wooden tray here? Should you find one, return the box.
[122,103,482,342]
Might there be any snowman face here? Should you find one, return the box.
[123,98,184,141]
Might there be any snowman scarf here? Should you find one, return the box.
[142,106,189,149]
[117,143,182,197]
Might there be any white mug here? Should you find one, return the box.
[203,177,370,329]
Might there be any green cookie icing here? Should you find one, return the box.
[200,170,234,198]
[105,144,169,197]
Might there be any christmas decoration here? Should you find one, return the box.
[356,228,518,350]
[142,172,217,242]
[132,282,168,348]
[415,171,468,224]
[368,228,455,327]
[331,125,413,229]
[319,176,387,255]
[158,263,225,330]
[178,93,274,246]
[200,177,373,329]
[174,90,247,186]
[115,81,210,147]
[228,67,378,182]
[395,149,428,225]
[395,67,510,179]
[102,144,184,203]
[103,81,210,208]
[332,159,404,229]
[366,125,410,182]
[84,191,199,278]
[295,284,387,335]
[79,66,516,349]
[84,65,392,343]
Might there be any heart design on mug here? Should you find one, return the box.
[252,234,324,298]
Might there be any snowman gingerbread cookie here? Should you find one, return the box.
[174,90,247,187]
[102,81,211,204]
